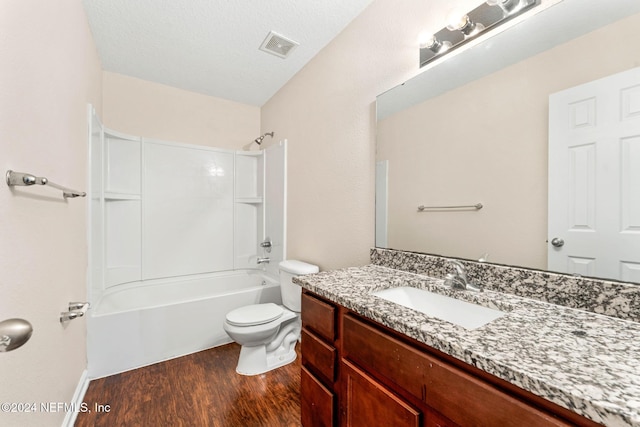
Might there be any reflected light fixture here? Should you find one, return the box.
[419,0,541,68]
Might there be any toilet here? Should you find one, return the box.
[223,260,319,375]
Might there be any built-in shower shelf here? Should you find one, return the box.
[105,192,141,201]
[235,197,263,204]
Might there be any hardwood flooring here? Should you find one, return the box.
[75,343,301,427]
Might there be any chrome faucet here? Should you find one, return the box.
[260,238,272,253]
[445,260,482,292]
[256,257,270,265]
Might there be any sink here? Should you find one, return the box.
[372,286,505,330]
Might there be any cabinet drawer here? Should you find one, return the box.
[343,314,571,427]
[301,366,334,427]
[302,328,336,384]
[301,292,336,342]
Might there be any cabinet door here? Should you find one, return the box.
[302,366,334,427]
[425,407,459,427]
[342,360,421,427]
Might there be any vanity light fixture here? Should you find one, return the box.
[420,0,541,68]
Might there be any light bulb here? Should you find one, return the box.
[446,13,470,31]
[421,34,440,50]
[418,33,452,54]
[418,33,436,49]
[447,14,483,36]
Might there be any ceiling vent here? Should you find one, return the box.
[259,31,299,59]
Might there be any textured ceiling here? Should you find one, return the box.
[82,0,374,106]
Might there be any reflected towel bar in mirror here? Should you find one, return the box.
[6,170,86,198]
[417,203,483,211]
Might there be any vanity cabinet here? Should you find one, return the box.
[300,290,603,427]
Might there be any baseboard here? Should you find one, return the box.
[61,369,89,427]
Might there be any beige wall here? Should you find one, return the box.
[260,0,481,270]
[0,1,102,426]
[378,12,640,270]
[102,72,260,149]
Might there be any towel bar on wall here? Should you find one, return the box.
[417,203,483,212]
[60,302,89,323]
[6,170,86,198]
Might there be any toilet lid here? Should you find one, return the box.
[225,303,284,327]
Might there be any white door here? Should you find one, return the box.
[549,67,640,282]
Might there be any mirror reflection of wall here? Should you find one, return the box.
[376,6,640,279]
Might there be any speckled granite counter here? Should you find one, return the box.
[294,264,640,427]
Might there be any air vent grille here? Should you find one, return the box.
[259,31,299,59]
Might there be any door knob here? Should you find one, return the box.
[551,238,565,247]
[0,318,33,353]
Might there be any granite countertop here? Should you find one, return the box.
[294,264,640,427]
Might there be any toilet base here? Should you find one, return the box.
[234,317,300,376]
[236,342,297,376]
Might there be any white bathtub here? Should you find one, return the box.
[87,270,281,379]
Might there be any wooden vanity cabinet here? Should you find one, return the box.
[300,290,603,427]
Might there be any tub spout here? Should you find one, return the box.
[256,257,270,265]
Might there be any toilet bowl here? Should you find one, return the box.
[223,260,319,375]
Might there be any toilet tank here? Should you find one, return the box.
[278,260,319,312]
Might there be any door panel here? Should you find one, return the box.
[549,67,640,280]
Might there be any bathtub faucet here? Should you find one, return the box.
[260,238,272,253]
[256,257,270,265]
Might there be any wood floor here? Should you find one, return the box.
[75,343,301,427]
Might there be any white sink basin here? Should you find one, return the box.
[372,286,505,330]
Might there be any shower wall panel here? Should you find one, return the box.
[263,141,287,277]
[234,152,264,269]
[104,131,142,288]
[143,141,234,279]
[89,109,283,294]
[89,107,104,303]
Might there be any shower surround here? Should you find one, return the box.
[86,106,286,377]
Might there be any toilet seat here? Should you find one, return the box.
[225,303,283,327]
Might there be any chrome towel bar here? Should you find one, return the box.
[417,203,483,211]
[6,170,86,198]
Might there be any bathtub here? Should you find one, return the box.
[87,270,282,379]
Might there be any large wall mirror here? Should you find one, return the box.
[376,0,640,284]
